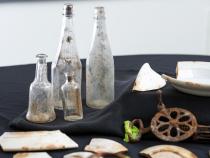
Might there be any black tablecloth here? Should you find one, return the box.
[1,55,210,158]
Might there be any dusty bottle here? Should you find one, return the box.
[51,4,82,110]
[86,7,114,109]
[61,73,83,121]
[26,54,56,123]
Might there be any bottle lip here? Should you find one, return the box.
[94,6,106,19]
[36,54,47,64]
[36,54,48,59]
[63,3,73,17]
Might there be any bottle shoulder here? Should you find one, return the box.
[62,81,79,91]
[53,26,80,63]
[52,55,82,71]
[86,50,114,65]
[30,80,51,88]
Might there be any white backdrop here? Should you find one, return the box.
[0,0,210,66]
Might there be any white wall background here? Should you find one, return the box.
[0,0,210,66]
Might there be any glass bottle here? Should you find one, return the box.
[51,4,82,110]
[86,7,114,109]
[26,54,56,123]
[61,73,83,121]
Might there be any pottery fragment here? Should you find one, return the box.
[176,61,210,84]
[0,130,78,152]
[85,138,128,154]
[140,145,197,158]
[162,61,210,96]
[64,151,101,158]
[133,63,166,91]
[13,152,52,158]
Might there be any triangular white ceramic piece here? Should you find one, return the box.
[133,63,166,91]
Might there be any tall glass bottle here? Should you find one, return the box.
[26,54,56,123]
[51,4,82,110]
[86,7,114,109]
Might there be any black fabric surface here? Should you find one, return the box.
[0,55,210,157]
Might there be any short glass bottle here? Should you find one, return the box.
[61,73,83,121]
[86,7,115,109]
[26,54,56,123]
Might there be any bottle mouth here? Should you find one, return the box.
[36,54,47,64]
[36,54,48,59]
[94,6,106,19]
[63,3,73,17]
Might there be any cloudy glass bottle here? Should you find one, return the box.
[86,7,114,109]
[26,54,56,123]
[51,4,82,110]
[61,73,83,121]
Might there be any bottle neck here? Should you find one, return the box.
[56,15,78,59]
[93,17,107,38]
[65,74,76,84]
[90,17,111,54]
[35,58,48,82]
[62,15,74,33]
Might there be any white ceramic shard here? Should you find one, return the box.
[85,138,128,154]
[162,61,210,97]
[177,61,210,85]
[133,63,166,91]
[140,145,197,158]
[64,152,101,158]
[0,130,78,152]
[13,152,52,158]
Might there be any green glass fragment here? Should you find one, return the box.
[123,120,141,143]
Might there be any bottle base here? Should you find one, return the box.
[64,115,83,121]
[54,100,63,110]
[54,106,63,110]
[86,99,111,109]
[26,113,56,124]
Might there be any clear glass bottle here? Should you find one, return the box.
[86,7,114,109]
[61,73,83,121]
[26,54,56,123]
[51,4,82,110]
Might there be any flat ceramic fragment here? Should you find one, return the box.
[13,152,52,158]
[140,145,197,158]
[176,61,210,85]
[162,61,210,96]
[133,63,166,91]
[85,138,128,154]
[0,130,78,152]
[64,152,102,158]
